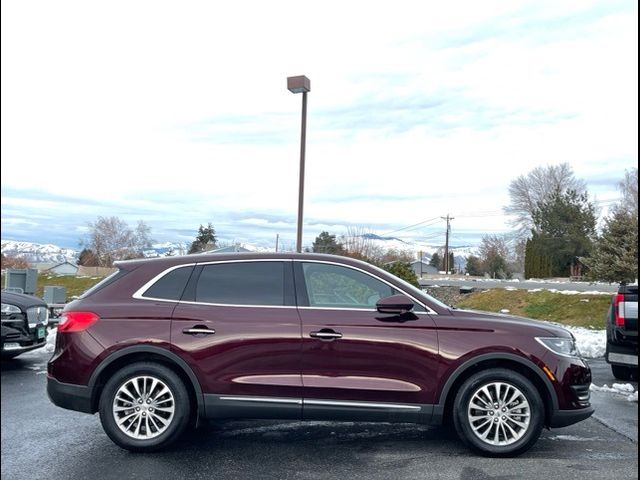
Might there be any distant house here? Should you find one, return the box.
[45,261,79,275]
[410,261,438,277]
[30,262,57,272]
[204,244,252,254]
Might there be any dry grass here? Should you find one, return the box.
[455,289,611,329]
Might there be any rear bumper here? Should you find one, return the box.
[47,376,94,414]
[606,341,638,367]
[549,406,595,428]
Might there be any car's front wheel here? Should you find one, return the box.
[99,362,191,452]
[452,368,544,457]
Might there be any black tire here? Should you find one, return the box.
[611,365,633,381]
[99,362,191,452]
[452,368,544,457]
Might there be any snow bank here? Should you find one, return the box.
[564,326,606,358]
[540,289,612,295]
[590,383,638,402]
[45,327,57,353]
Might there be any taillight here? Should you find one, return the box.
[614,294,626,326]
[57,311,100,332]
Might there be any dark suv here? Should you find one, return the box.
[47,253,593,456]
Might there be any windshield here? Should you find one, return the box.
[368,263,452,311]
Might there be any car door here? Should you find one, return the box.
[295,260,439,422]
[171,259,303,419]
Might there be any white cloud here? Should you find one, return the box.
[1,0,637,248]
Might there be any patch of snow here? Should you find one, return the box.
[548,435,598,441]
[44,327,57,353]
[504,286,518,291]
[500,309,510,313]
[564,326,606,358]
[590,383,638,402]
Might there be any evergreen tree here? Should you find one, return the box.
[188,223,218,254]
[531,189,596,276]
[312,231,343,254]
[429,253,441,269]
[383,261,420,288]
[78,248,99,266]
[584,208,638,283]
[465,255,483,276]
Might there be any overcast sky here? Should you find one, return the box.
[1,0,637,250]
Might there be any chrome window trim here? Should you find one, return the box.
[178,300,298,309]
[131,257,438,314]
[132,263,197,301]
[295,259,437,315]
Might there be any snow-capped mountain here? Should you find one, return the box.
[356,233,478,259]
[1,240,78,264]
[142,242,190,258]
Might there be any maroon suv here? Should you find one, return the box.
[47,253,593,456]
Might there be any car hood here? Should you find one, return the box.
[452,308,572,338]
[1,291,47,309]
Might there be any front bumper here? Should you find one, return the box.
[1,338,46,356]
[549,405,595,428]
[47,376,94,414]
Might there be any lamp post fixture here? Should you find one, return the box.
[287,75,310,253]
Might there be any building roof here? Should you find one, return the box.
[45,260,78,271]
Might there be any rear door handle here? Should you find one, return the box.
[182,326,216,335]
[310,329,343,340]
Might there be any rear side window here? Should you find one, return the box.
[196,262,285,306]
[143,266,194,301]
[80,269,127,299]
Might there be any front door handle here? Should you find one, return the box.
[310,329,343,340]
[182,326,216,335]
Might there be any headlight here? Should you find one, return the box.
[1,303,21,316]
[27,306,49,328]
[536,337,581,358]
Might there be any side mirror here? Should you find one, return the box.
[376,294,414,315]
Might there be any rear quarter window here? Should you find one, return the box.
[141,266,194,301]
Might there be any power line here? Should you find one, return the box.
[380,216,444,236]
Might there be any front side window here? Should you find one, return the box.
[302,262,395,309]
[196,261,285,306]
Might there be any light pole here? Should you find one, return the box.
[287,75,310,253]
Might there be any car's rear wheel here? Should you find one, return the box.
[452,368,544,457]
[611,365,634,381]
[99,362,190,452]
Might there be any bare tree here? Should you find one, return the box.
[134,220,154,253]
[504,163,587,238]
[338,226,385,263]
[619,167,638,218]
[0,254,30,269]
[478,234,512,279]
[83,217,153,266]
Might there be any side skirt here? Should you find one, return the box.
[204,394,434,424]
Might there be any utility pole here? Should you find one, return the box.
[419,250,423,278]
[441,214,454,274]
[275,234,279,253]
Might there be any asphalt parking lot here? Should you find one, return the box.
[2,349,637,480]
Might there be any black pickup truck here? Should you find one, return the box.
[606,283,638,380]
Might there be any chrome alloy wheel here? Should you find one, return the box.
[467,382,531,446]
[112,376,175,440]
